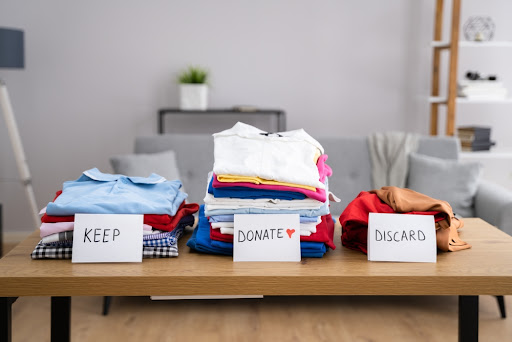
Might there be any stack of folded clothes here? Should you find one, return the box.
[187,122,338,258]
[339,186,471,254]
[32,168,198,259]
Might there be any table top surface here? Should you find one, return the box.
[1,218,512,297]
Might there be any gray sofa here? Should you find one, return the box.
[134,134,512,236]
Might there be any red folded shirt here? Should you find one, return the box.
[41,190,199,232]
[299,214,336,250]
[210,214,336,250]
[339,191,446,254]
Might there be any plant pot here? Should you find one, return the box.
[179,84,208,110]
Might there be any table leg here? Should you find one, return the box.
[277,111,286,132]
[0,203,3,257]
[102,296,112,316]
[51,296,71,342]
[495,295,506,318]
[158,111,164,134]
[459,295,479,342]
[0,297,17,342]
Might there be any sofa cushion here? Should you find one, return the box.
[135,135,214,205]
[416,136,459,160]
[110,150,184,191]
[407,152,482,218]
[317,137,373,216]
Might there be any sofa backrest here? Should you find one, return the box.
[135,134,215,205]
[135,134,460,215]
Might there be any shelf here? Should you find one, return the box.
[429,96,512,104]
[460,150,512,159]
[431,41,512,48]
[157,108,286,134]
[429,96,447,104]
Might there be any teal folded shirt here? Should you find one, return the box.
[46,168,187,216]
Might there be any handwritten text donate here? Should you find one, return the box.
[234,214,301,262]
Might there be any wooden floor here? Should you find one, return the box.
[3,244,512,341]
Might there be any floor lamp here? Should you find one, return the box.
[0,27,40,230]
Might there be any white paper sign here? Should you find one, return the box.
[72,214,143,263]
[234,214,300,262]
[368,213,436,263]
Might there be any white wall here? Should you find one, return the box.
[0,0,510,234]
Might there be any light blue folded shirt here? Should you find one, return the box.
[208,214,320,223]
[204,202,330,217]
[46,168,187,216]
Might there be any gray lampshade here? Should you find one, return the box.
[0,27,24,69]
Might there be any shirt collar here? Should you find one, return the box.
[213,122,324,153]
[82,168,166,184]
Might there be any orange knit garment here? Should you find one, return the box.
[370,186,471,252]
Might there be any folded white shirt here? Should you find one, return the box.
[213,122,325,189]
[204,193,325,211]
[299,222,318,233]
[143,229,164,235]
[210,222,234,229]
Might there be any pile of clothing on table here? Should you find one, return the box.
[187,122,338,258]
[32,168,198,259]
[339,186,471,254]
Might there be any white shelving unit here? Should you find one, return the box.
[429,0,512,136]
[429,96,512,104]
[429,37,512,134]
[460,150,512,159]
[431,41,512,48]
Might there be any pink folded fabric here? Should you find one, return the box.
[40,222,153,238]
[316,155,332,183]
[212,155,332,202]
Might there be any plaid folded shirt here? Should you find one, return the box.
[141,245,178,258]
[31,242,73,259]
[32,223,186,260]
[31,242,178,259]
[143,231,172,241]
[143,236,176,247]
[43,240,73,247]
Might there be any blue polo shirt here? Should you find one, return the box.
[46,168,187,216]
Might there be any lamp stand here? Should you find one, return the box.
[0,79,40,229]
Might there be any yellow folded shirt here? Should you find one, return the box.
[216,174,317,191]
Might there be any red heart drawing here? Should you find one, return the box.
[286,229,295,238]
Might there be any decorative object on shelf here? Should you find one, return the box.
[464,71,497,81]
[0,27,40,229]
[457,126,496,152]
[463,16,495,42]
[458,71,507,100]
[177,66,209,111]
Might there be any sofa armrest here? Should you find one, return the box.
[474,179,512,236]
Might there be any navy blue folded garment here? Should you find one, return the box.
[178,214,196,227]
[301,251,326,258]
[208,177,306,200]
[187,205,328,258]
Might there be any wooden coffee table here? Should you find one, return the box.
[1,218,511,342]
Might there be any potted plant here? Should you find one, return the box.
[177,66,209,110]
